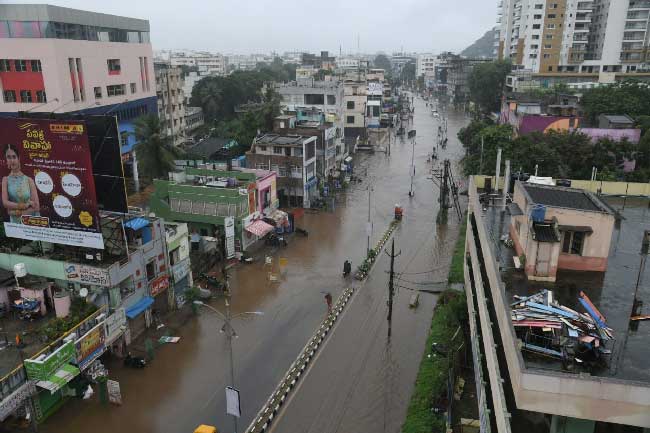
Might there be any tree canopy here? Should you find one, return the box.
[580,81,650,125]
[134,115,184,181]
[458,120,643,181]
[468,60,511,113]
[373,54,392,75]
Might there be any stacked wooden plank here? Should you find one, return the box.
[511,290,613,368]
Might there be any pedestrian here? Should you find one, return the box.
[324,292,333,314]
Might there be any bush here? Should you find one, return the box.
[39,298,98,342]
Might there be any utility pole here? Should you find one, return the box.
[223,266,238,433]
[495,148,502,192]
[409,138,415,196]
[479,135,484,175]
[386,238,400,337]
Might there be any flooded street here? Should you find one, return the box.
[40,95,469,433]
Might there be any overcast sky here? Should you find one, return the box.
[18,0,496,54]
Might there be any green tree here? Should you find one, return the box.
[468,60,511,113]
[134,115,183,181]
[398,62,416,86]
[581,80,650,125]
[373,54,392,75]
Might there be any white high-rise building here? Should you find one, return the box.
[416,53,437,77]
[496,0,650,77]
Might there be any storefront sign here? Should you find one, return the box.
[0,381,36,422]
[104,308,126,345]
[24,341,75,381]
[325,127,337,141]
[107,379,122,405]
[75,322,106,371]
[64,263,110,287]
[0,118,104,249]
[172,258,190,283]
[150,274,170,297]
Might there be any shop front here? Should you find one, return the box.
[125,296,154,340]
[150,274,171,313]
[24,340,80,422]
[171,258,191,308]
[104,308,127,357]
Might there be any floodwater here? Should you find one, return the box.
[40,95,469,433]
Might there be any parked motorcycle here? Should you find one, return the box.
[295,228,309,237]
[124,353,146,368]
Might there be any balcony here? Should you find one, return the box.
[627,11,650,20]
[624,31,647,41]
[625,22,648,30]
[575,13,592,23]
[628,0,650,10]
[622,42,645,50]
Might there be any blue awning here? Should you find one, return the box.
[125,296,154,319]
[124,217,149,231]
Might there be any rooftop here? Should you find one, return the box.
[254,133,314,146]
[601,114,634,124]
[521,182,613,214]
[482,196,650,382]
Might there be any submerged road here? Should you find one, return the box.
[40,94,468,433]
[267,95,467,433]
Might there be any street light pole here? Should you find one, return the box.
[193,298,263,433]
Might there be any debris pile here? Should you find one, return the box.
[511,290,613,370]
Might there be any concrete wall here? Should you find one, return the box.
[472,176,650,197]
[467,178,650,428]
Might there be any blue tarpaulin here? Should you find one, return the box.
[125,296,154,319]
[124,217,150,231]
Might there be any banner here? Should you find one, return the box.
[0,118,104,249]
[225,216,235,259]
[24,341,75,380]
[75,322,106,371]
[64,263,110,287]
[104,308,126,345]
[107,379,122,405]
[150,274,170,297]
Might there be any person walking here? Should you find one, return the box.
[324,292,333,314]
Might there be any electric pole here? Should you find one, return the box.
[386,238,400,337]
[367,186,372,255]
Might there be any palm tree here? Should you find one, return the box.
[133,114,183,181]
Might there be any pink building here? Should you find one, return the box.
[0,4,156,173]
[509,182,615,282]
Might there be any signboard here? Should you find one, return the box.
[107,379,122,405]
[75,322,106,371]
[150,274,170,297]
[104,308,126,345]
[325,127,337,141]
[0,381,36,422]
[24,340,75,381]
[367,82,384,96]
[225,386,241,418]
[64,263,110,287]
[0,118,104,249]
[225,216,235,259]
[172,258,191,283]
[247,183,256,214]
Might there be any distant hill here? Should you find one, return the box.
[461,29,497,59]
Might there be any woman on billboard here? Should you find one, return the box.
[2,143,40,223]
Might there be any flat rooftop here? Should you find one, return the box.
[482,195,650,382]
[254,134,312,145]
[521,182,613,213]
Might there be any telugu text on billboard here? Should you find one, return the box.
[0,118,104,249]
[75,322,106,371]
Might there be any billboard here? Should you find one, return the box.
[24,340,75,381]
[64,263,110,286]
[75,321,106,371]
[0,118,104,249]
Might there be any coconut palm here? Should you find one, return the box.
[133,114,183,181]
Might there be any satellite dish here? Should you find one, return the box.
[79,288,89,298]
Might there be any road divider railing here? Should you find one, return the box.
[247,286,356,433]
[355,220,399,280]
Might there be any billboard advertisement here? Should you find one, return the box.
[75,321,106,371]
[24,340,75,381]
[0,118,104,249]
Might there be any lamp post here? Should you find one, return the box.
[193,300,263,433]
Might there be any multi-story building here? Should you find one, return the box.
[154,62,186,146]
[0,4,157,168]
[184,106,204,135]
[301,51,336,70]
[416,53,437,77]
[170,51,227,76]
[245,133,318,207]
[343,78,367,143]
[496,0,650,81]
[464,177,650,432]
[336,56,361,71]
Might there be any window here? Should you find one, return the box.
[530,44,539,49]
[273,146,283,154]
[19,90,32,103]
[107,84,126,96]
[94,86,102,98]
[549,3,558,8]
[14,60,27,72]
[107,59,121,74]
[547,14,556,19]
[145,260,156,281]
[30,60,41,72]
[347,101,355,109]
[304,94,325,105]
[258,145,267,152]
[544,54,551,59]
[0,59,10,72]
[533,24,541,29]
[547,24,556,29]
[546,34,553,40]
[529,53,538,58]
[562,231,584,255]
[327,95,336,105]
[130,82,137,93]
[347,115,355,124]
[548,65,554,71]
[544,44,552,49]
[532,34,540,40]
[534,14,542,19]
[3,90,16,103]
[36,90,47,103]
[534,4,543,8]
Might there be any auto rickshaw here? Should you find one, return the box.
[194,425,218,433]
[394,204,403,221]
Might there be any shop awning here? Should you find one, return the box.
[245,220,275,237]
[36,364,80,393]
[125,296,154,319]
[124,217,149,231]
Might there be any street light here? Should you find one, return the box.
[193,300,263,433]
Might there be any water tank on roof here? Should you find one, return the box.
[531,204,546,223]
